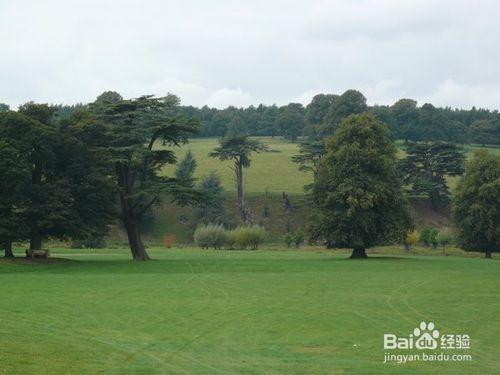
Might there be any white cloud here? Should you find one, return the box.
[361,80,406,106]
[421,79,500,109]
[0,0,499,110]
[205,88,255,109]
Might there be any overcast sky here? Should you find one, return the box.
[1,0,500,110]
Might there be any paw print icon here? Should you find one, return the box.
[414,321,440,350]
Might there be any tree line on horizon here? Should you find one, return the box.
[3,89,498,145]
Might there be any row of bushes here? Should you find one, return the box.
[405,227,455,251]
[194,224,267,250]
[283,230,304,248]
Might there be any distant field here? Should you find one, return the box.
[162,137,310,195]
[0,248,497,374]
[162,137,500,195]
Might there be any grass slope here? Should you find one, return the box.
[0,248,498,374]
[162,137,500,195]
[162,137,310,195]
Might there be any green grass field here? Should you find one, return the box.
[1,248,498,374]
[162,137,500,195]
[162,137,311,195]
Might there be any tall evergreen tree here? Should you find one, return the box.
[195,172,229,225]
[398,142,465,209]
[93,93,199,260]
[311,113,413,258]
[174,150,197,206]
[209,136,267,223]
[292,140,326,193]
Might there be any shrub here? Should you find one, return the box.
[228,225,267,250]
[293,230,304,248]
[245,225,267,249]
[194,224,226,249]
[404,230,420,251]
[437,228,454,254]
[283,232,293,248]
[225,229,237,249]
[420,227,439,248]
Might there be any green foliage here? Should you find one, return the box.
[175,150,197,184]
[209,136,268,168]
[172,89,500,145]
[0,103,9,112]
[453,151,500,258]
[398,142,465,209]
[293,230,304,248]
[437,228,454,249]
[404,230,420,250]
[311,113,413,257]
[195,172,230,226]
[174,150,198,206]
[227,225,267,250]
[320,90,367,135]
[470,118,500,146]
[193,224,227,249]
[225,115,248,137]
[291,140,326,178]
[0,106,115,252]
[420,227,439,248]
[305,94,338,127]
[276,103,306,142]
[92,92,199,260]
[389,98,419,140]
[283,232,293,248]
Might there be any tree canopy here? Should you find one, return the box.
[310,113,413,258]
[92,93,199,260]
[453,151,500,258]
[398,142,465,209]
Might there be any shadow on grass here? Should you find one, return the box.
[0,257,78,265]
[0,253,433,275]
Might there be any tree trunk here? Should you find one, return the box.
[235,163,250,223]
[123,216,150,261]
[4,241,14,258]
[350,247,367,259]
[30,227,42,251]
[30,162,44,251]
[116,162,151,261]
[485,249,492,259]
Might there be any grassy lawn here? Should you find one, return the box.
[0,248,498,374]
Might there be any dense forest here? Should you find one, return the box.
[2,89,498,145]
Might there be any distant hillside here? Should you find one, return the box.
[162,137,500,195]
[127,137,500,245]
